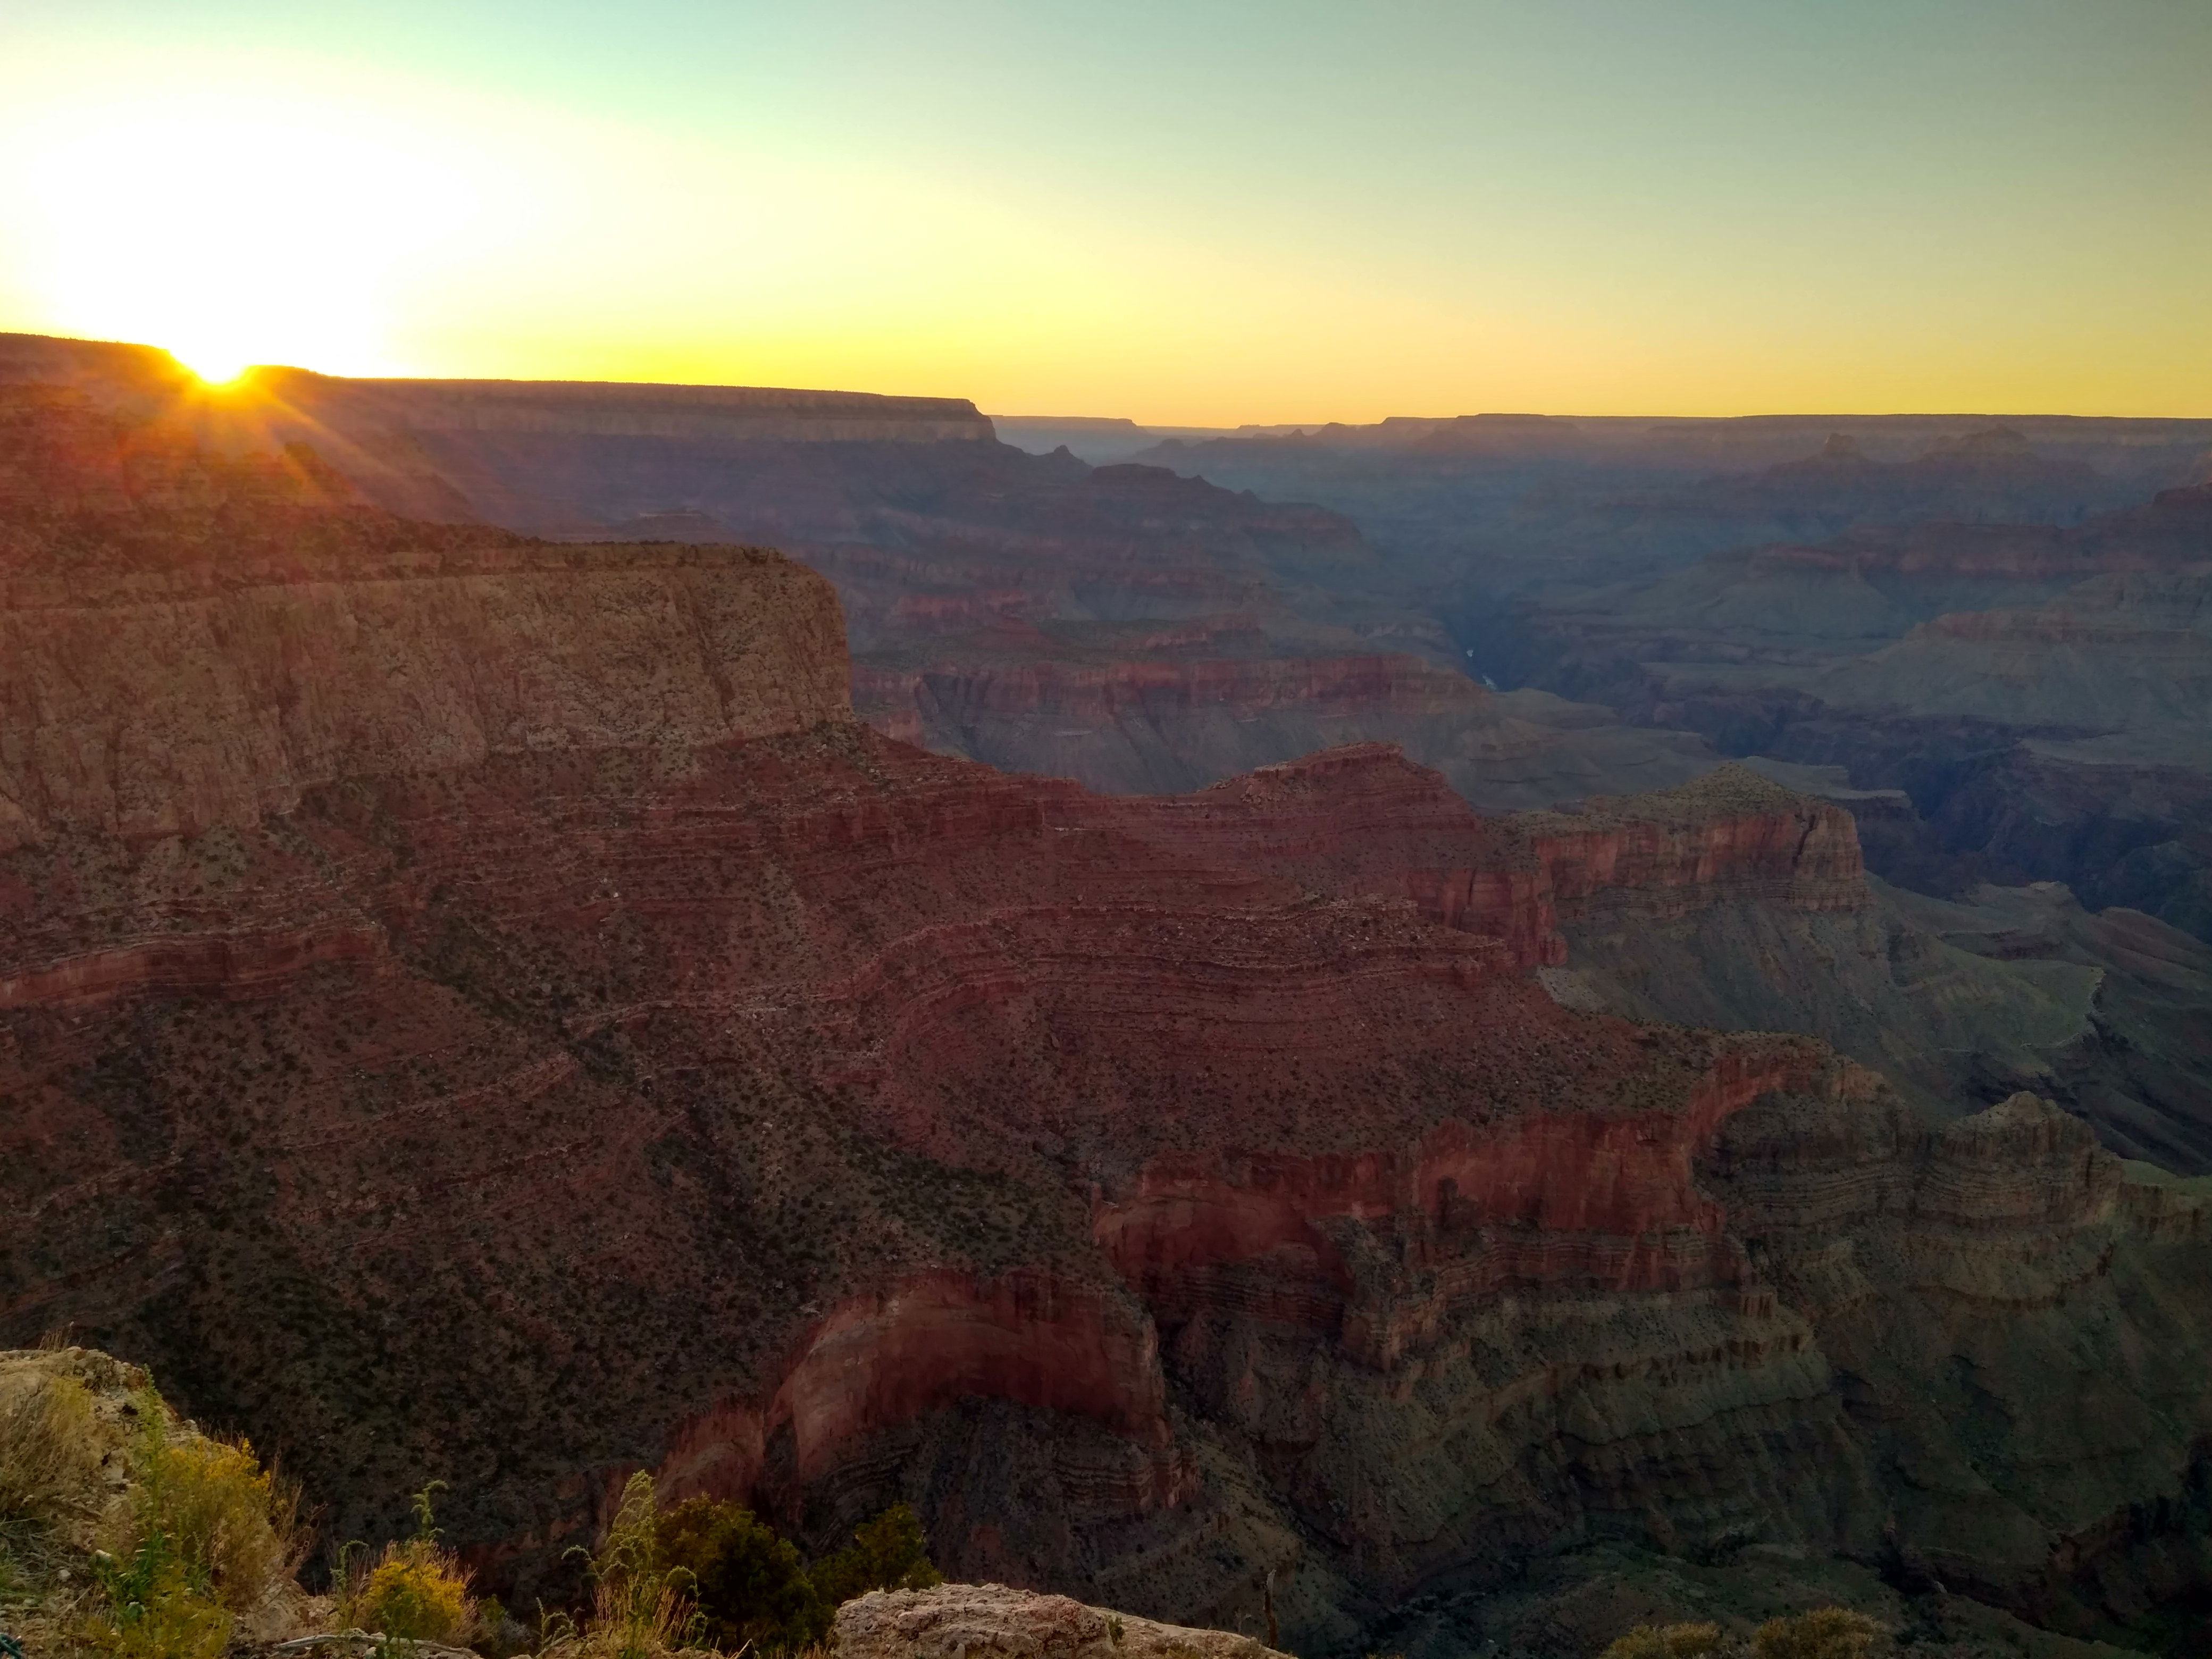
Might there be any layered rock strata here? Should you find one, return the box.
[853,624,1721,807]
[1482,484,2212,948]
[6,332,1736,816]
[1706,1090,2212,1623]
[3,395,2210,1654]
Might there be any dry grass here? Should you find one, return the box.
[536,1578,711,1659]
[1753,1608,1882,1659]
[1603,1623,1725,1659]
[0,1367,104,1524]
[526,1471,725,1659]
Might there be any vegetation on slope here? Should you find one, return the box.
[1,1345,938,1658]
[1,1346,303,1657]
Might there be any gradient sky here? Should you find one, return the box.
[2,1,2207,423]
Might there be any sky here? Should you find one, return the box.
[1,1,2207,424]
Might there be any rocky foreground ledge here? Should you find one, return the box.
[836,1583,1289,1659]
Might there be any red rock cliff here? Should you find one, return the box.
[7,391,2199,1646]
[1508,764,1867,924]
[0,396,850,845]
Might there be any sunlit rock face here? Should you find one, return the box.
[2,375,2210,1653]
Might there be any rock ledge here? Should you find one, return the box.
[835,1584,1288,1659]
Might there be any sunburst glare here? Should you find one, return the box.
[6,82,486,377]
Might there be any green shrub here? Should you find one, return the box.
[545,1482,944,1657]
[656,1495,825,1652]
[810,1503,942,1609]
[1753,1608,1882,1659]
[1604,1623,1723,1659]
[82,1529,232,1659]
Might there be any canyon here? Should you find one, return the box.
[2,363,2210,1659]
[1468,485,2212,947]
[1102,406,2212,1175]
[0,332,1730,815]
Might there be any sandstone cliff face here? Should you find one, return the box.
[0,384,850,849]
[1706,1090,2212,1613]
[853,635,1720,809]
[1481,482,2212,960]
[5,394,2211,1654]
[1813,565,2211,753]
[1507,768,1867,924]
[0,543,846,844]
[261,370,999,446]
[657,1269,1187,1510]
[854,649,1479,775]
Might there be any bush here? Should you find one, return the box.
[0,1369,102,1524]
[81,1388,300,1657]
[1753,1608,1882,1659]
[82,1529,233,1659]
[337,1481,478,1645]
[568,1573,702,1659]
[656,1495,825,1653]
[810,1503,943,1609]
[353,1552,474,1640]
[79,1384,301,1658]
[542,1481,945,1658]
[1604,1624,1723,1659]
[123,1410,300,1611]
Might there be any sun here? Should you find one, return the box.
[177,349,252,387]
[13,86,481,390]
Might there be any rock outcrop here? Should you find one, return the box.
[0,1345,323,1652]
[853,623,1721,808]
[261,370,998,446]
[1706,1090,2212,1616]
[0,383,849,851]
[1506,767,1866,923]
[836,1583,1287,1659]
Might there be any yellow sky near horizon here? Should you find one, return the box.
[3,4,2208,425]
